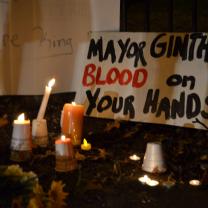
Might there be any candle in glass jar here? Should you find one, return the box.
[61,102,84,146]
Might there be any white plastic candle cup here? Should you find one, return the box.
[11,120,31,151]
[32,119,48,147]
[142,142,166,173]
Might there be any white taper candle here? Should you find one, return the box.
[37,78,55,120]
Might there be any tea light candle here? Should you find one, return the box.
[138,175,159,187]
[61,102,84,145]
[189,179,201,186]
[81,138,91,151]
[129,154,141,161]
[146,179,159,187]
[37,78,55,120]
[138,175,150,184]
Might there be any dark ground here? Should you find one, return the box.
[0,93,208,207]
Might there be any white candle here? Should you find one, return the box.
[37,78,55,120]
[138,175,150,184]
[146,179,159,187]
[129,154,140,161]
[189,179,201,186]
[11,113,31,151]
[138,175,159,187]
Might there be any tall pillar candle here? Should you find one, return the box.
[61,102,84,146]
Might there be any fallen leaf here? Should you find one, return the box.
[75,151,86,161]
[104,120,120,132]
[85,179,103,190]
[0,117,8,127]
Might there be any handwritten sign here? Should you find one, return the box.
[0,0,120,94]
[76,32,208,130]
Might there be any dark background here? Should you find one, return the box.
[122,0,208,32]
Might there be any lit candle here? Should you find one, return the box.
[146,179,159,187]
[61,102,84,145]
[138,175,159,187]
[10,113,31,161]
[138,175,150,184]
[12,114,31,143]
[37,78,55,120]
[55,135,77,172]
[81,138,91,151]
[55,135,73,157]
[14,113,30,124]
[129,154,141,161]
[189,179,201,186]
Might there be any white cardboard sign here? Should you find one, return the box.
[77,32,208,130]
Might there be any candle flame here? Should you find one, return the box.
[61,135,66,141]
[83,138,88,145]
[17,113,25,121]
[48,78,55,88]
[72,101,76,106]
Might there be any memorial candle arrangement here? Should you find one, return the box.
[55,135,77,172]
[61,102,84,146]
[10,113,32,162]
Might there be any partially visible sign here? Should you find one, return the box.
[76,32,208,130]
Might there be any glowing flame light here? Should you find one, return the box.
[138,175,159,187]
[189,179,201,186]
[17,113,25,121]
[129,154,141,161]
[48,78,55,88]
[83,138,88,145]
[61,135,66,141]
